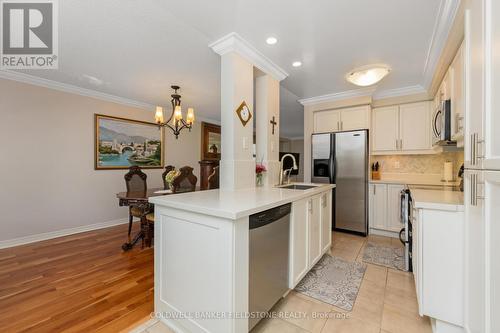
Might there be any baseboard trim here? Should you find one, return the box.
[0,218,129,249]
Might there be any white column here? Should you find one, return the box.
[219,52,255,190]
[255,74,280,186]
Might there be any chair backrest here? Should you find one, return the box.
[124,166,147,192]
[162,165,176,189]
[171,166,197,193]
[207,166,219,190]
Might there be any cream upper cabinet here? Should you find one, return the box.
[314,109,340,133]
[313,105,370,133]
[399,102,431,151]
[372,102,433,154]
[372,106,399,152]
[339,105,371,131]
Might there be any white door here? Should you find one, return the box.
[290,198,309,288]
[484,0,500,170]
[308,196,322,267]
[372,106,399,152]
[464,4,485,169]
[340,105,370,131]
[483,171,500,333]
[314,110,340,133]
[369,183,387,230]
[387,184,404,232]
[320,191,332,253]
[399,102,431,151]
[464,169,485,333]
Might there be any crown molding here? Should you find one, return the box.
[0,70,220,124]
[298,86,375,106]
[373,85,428,100]
[209,32,289,82]
[421,0,461,89]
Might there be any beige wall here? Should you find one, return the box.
[0,78,205,242]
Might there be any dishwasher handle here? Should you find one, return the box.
[249,203,291,230]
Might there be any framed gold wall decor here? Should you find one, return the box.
[201,122,221,161]
[94,114,164,170]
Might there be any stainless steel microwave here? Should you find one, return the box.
[432,99,456,146]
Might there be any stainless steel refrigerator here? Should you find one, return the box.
[312,130,368,235]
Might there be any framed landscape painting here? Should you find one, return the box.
[94,114,164,170]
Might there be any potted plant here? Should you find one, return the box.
[255,163,267,186]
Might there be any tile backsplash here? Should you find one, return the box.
[370,152,464,176]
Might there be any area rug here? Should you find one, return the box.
[294,255,366,311]
[362,242,406,271]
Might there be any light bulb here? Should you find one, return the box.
[186,108,195,124]
[154,106,164,123]
[174,105,183,121]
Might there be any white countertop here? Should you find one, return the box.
[410,187,464,212]
[149,183,335,220]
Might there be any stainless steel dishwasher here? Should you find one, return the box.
[249,203,291,331]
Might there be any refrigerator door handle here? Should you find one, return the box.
[329,134,335,184]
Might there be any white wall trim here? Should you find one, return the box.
[209,32,289,82]
[0,218,129,249]
[0,70,220,125]
[298,86,376,106]
[373,85,428,100]
[421,0,461,89]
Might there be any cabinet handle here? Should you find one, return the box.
[341,121,343,131]
[337,121,340,131]
[373,186,376,195]
[400,139,403,149]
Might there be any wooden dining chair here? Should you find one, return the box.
[124,166,148,237]
[162,165,176,190]
[207,166,219,189]
[171,166,198,193]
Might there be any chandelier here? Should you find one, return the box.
[154,85,195,139]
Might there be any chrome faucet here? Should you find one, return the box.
[279,154,298,185]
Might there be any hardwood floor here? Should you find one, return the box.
[0,223,153,333]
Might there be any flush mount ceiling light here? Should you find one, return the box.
[346,64,391,87]
[292,61,302,67]
[266,36,278,45]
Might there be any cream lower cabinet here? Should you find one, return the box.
[372,102,433,155]
[413,206,464,332]
[289,190,332,289]
[313,105,370,133]
[369,183,403,234]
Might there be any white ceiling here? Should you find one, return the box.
[9,0,448,137]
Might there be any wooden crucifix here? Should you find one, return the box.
[270,116,277,135]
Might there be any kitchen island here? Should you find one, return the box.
[149,183,335,333]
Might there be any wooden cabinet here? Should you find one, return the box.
[413,206,464,328]
[369,183,388,231]
[369,183,402,234]
[313,105,370,133]
[320,191,332,253]
[399,102,431,151]
[290,198,309,288]
[289,189,332,289]
[308,195,322,266]
[372,102,433,155]
[372,106,399,152]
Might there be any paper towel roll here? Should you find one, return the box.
[444,161,454,181]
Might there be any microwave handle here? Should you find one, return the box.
[433,109,442,137]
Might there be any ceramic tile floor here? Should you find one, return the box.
[131,232,432,333]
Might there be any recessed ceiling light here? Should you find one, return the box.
[346,64,391,86]
[292,61,302,67]
[266,37,278,45]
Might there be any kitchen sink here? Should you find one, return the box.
[279,184,318,190]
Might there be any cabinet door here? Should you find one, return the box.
[340,105,370,131]
[372,106,399,152]
[484,0,500,170]
[290,198,309,288]
[387,184,404,232]
[451,42,465,144]
[320,191,332,253]
[314,110,340,133]
[369,183,387,230]
[308,196,322,267]
[464,3,485,169]
[400,102,431,151]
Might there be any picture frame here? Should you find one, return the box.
[201,121,221,161]
[94,114,164,170]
